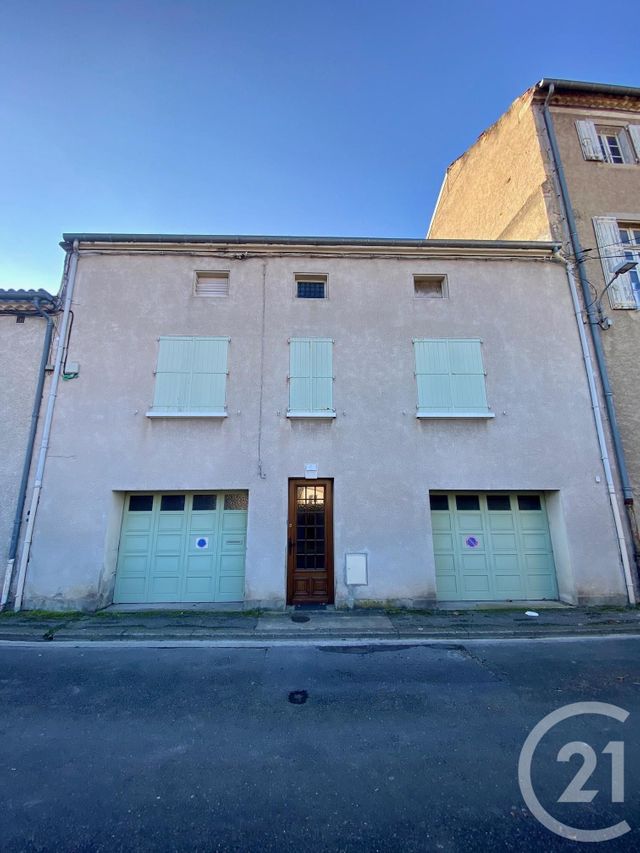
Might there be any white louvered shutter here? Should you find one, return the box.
[618,131,635,165]
[593,218,636,309]
[195,272,229,296]
[575,120,604,161]
[627,125,640,161]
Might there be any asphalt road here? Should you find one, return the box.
[1,637,639,852]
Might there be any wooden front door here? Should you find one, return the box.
[287,479,334,605]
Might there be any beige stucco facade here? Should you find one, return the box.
[428,81,640,574]
[548,103,640,508]
[14,237,630,610]
[428,90,555,242]
[0,311,51,567]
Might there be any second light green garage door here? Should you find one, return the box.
[430,493,558,601]
[114,491,248,604]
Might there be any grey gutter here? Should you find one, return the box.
[0,292,57,311]
[537,78,640,99]
[541,86,634,508]
[61,233,559,251]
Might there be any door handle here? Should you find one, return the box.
[288,538,294,555]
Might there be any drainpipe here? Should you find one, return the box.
[541,85,637,603]
[1,298,56,609]
[13,241,80,611]
[564,262,636,604]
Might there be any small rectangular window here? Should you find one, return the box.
[414,275,447,298]
[129,495,153,512]
[16,315,25,324]
[224,493,248,511]
[487,495,511,511]
[295,274,327,299]
[596,126,634,165]
[517,495,541,511]
[160,494,185,512]
[430,494,449,511]
[192,494,217,511]
[456,494,480,511]
[195,271,230,297]
[598,132,624,164]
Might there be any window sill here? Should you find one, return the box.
[417,411,495,419]
[287,411,336,419]
[146,411,227,418]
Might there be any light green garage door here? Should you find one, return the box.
[431,493,558,601]
[114,492,248,604]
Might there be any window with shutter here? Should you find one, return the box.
[413,339,493,418]
[576,120,637,165]
[288,338,335,418]
[147,336,230,417]
[592,218,638,309]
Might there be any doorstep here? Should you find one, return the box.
[258,610,394,635]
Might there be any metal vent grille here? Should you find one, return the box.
[195,271,230,297]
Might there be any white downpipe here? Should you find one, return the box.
[13,241,79,611]
[1,560,14,608]
[565,260,636,605]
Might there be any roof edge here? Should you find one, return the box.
[537,78,640,99]
[61,233,559,253]
[0,288,59,313]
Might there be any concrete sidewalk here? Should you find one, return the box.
[0,604,639,643]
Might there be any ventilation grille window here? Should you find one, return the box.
[195,271,230,297]
[295,273,327,299]
[414,274,447,298]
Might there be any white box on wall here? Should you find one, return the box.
[345,553,368,585]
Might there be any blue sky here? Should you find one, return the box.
[1,0,639,291]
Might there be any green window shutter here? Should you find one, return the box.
[152,336,229,414]
[190,337,229,412]
[414,339,451,412]
[289,338,333,414]
[289,339,312,412]
[153,337,192,412]
[448,340,488,412]
[414,338,489,416]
